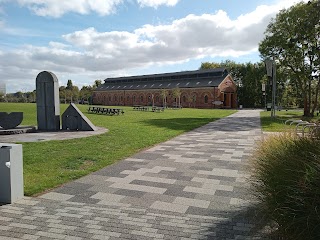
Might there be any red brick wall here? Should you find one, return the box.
[93,87,237,109]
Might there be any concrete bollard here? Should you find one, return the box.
[0,143,24,204]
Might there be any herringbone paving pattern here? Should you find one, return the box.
[0,110,266,239]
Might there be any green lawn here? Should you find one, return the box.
[0,103,236,196]
[260,110,319,132]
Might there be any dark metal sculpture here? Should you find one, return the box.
[36,71,60,131]
[0,112,23,129]
[62,103,96,131]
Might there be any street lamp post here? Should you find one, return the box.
[265,59,277,118]
[262,83,266,109]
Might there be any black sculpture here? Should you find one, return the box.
[0,112,23,129]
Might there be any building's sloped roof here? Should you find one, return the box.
[96,68,228,91]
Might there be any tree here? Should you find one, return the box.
[62,80,80,103]
[59,86,67,103]
[72,86,80,103]
[200,62,221,69]
[160,89,168,107]
[0,92,5,102]
[66,79,73,90]
[93,80,102,89]
[259,0,320,116]
[80,86,93,103]
[172,87,181,108]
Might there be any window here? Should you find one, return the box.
[127,96,130,102]
[140,96,143,102]
[156,96,159,102]
[133,96,136,102]
[204,95,208,103]
[120,96,123,102]
[109,96,111,101]
[183,96,186,103]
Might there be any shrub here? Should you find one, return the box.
[250,134,320,239]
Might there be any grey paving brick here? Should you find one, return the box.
[150,201,189,213]
[130,179,174,189]
[164,185,197,198]
[40,192,74,201]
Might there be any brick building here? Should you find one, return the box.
[93,68,237,109]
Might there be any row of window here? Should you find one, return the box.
[101,95,210,104]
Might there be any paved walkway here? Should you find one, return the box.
[0,110,265,240]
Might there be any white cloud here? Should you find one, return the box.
[137,0,179,8]
[13,0,180,17]
[16,0,123,17]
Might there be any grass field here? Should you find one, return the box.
[0,103,236,196]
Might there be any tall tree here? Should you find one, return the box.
[59,86,67,103]
[66,79,73,90]
[80,86,93,103]
[93,80,102,89]
[160,89,168,107]
[259,0,320,116]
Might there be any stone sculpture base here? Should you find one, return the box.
[0,126,37,135]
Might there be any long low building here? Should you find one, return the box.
[93,68,237,109]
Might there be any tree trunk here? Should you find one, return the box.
[311,76,320,116]
[303,94,313,116]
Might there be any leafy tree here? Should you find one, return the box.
[160,89,168,107]
[200,62,221,69]
[66,79,73,90]
[61,80,79,103]
[93,80,102,89]
[71,86,80,103]
[59,86,67,103]
[0,92,5,102]
[172,87,181,107]
[80,86,93,103]
[259,0,320,116]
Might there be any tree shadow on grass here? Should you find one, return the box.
[141,117,261,132]
[140,118,220,131]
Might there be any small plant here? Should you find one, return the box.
[250,134,320,239]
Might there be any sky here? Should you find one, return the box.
[0,0,307,93]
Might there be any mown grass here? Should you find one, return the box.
[0,103,236,195]
[260,110,319,132]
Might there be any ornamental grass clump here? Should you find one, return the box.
[251,134,320,239]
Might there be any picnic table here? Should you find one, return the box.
[88,106,124,115]
[133,105,150,111]
[152,106,165,112]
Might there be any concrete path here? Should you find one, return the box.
[0,110,265,240]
